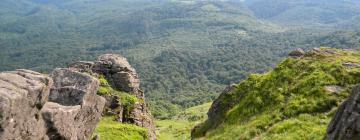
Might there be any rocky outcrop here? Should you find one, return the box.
[94,54,142,98]
[324,84,360,140]
[288,48,305,57]
[0,69,52,140]
[0,69,105,140]
[46,68,106,140]
[0,54,155,140]
[69,54,156,140]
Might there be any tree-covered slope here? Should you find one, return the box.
[244,0,360,29]
[192,48,360,140]
[1,0,360,119]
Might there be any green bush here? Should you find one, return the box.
[116,92,139,117]
[96,75,112,95]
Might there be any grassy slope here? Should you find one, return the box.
[156,102,212,140]
[193,48,360,140]
[94,117,148,140]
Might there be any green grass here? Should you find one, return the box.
[117,92,139,117]
[156,102,212,140]
[97,75,112,95]
[94,116,148,140]
[193,48,360,140]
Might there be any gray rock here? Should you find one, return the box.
[324,84,360,140]
[342,62,360,69]
[0,69,105,140]
[94,54,141,97]
[0,69,52,140]
[289,48,305,57]
[41,102,81,140]
[324,85,344,93]
[69,54,156,140]
[48,68,106,140]
[128,102,156,140]
[69,61,95,74]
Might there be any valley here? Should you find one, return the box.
[1,0,360,140]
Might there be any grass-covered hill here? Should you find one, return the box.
[192,48,360,140]
[1,0,360,119]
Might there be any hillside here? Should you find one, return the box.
[157,102,212,140]
[1,0,360,119]
[192,48,360,140]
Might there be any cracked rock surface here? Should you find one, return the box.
[0,69,105,140]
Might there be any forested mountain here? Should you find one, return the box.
[244,0,360,29]
[1,0,360,119]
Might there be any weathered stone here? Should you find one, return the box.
[69,61,95,74]
[0,69,106,140]
[0,69,52,140]
[49,68,106,140]
[289,48,305,57]
[41,102,81,140]
[324,84,360,140]
[324,85,344,93]
[128,102,156,140]
[94,54,141,97]
[343,62,360,69]
[312,47,322,53]
[70,54,156,140]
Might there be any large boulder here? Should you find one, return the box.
[69,54,156,140]
[324,84,360,140]
[0,69,52,140]
[94,54,141,97]
[46,68,106,140]
[0,69,105,140]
